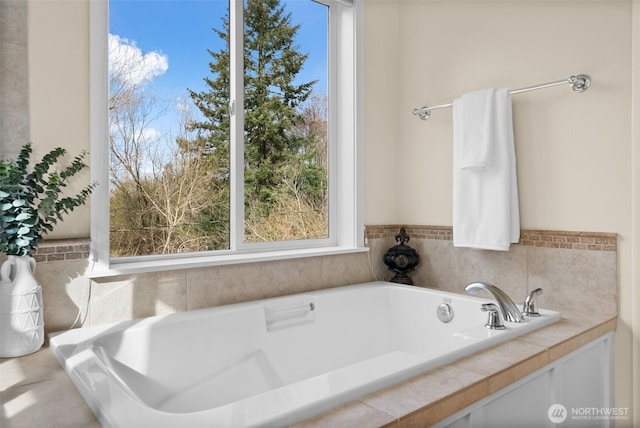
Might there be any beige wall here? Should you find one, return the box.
[21,0,639,424]
[364,0,636,422]
[631,0,640,421]
[28,0,92,239]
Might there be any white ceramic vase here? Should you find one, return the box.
[0,255,45,357]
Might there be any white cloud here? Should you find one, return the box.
[109,120,162,144]
[140,127,162,143]
[175,102,190,112]
[109,34,169,87]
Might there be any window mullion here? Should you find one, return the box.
[90,0,110,271]
[229,0,244,251]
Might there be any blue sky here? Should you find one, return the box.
[109,0,328,138]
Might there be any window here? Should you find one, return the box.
[90,0,362,275]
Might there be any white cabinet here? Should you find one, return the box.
[554,336,613,427]
[436,333,614,428]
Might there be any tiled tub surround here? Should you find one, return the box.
[0,226,617,427]
[366,226,617,317]
[3,227,616,333]
[0,245,375,334]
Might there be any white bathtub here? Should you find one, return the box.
[50,281,559,427]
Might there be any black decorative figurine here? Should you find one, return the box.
[383,228,420,285]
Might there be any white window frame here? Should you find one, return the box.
[88,0,364,277]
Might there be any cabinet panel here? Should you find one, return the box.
[481,372,551,427]
[437,333,613,428]
[553,337,612,428]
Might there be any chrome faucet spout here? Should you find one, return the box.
[464,281,525,323]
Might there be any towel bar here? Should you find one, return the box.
[412,74,590,121]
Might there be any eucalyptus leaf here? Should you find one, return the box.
[16,238,30,247]
[15,212,32,221]
[0,143,97,256]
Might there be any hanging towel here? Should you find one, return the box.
[454,89,496,170]
[452,88,520,251]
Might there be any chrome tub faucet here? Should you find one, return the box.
[464,281,525,323]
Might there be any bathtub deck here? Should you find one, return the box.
[1,307,615,428]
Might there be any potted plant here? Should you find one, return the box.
[0,143,96,357]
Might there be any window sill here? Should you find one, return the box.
[87,246,369,279]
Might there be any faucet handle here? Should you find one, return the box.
[481,303,506,330]
[522,288,543,317]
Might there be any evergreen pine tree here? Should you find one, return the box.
[188,0,318,223]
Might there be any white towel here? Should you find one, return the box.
[454,89,495,171]
[453,88,520,251]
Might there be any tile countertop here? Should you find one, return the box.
[0,312,616,428]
